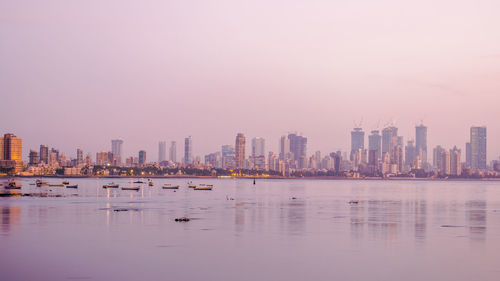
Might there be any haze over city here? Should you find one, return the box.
[1,0,499,160]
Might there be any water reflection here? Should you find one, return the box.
[413,200,427,242]
[1,206,21,235]
[465,200,487,242]
[367,200,401,242]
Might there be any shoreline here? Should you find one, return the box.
[2,175,500,182]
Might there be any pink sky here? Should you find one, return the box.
[1,0,499,162]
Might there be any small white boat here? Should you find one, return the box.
[194,184,213,191]
[162,184,179,189]
[103,183,119,188]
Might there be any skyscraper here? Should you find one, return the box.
[368,130,382,163]
[169,141,177,163]
[288,133,307,169]
[40,145,49,164]
[184,136,192,165]
[221,145,235,169]
[351,127,365,152]
[382,126,398,163]
[158,141,166,162]
[29,150,40,165]
[138,150,147,165]
[450,146,461,176]
[405,140,416,171]
[111,139,123,165]
[279,135,290,160]
[76,148,83,165]
[465,142,471,168]
[470,126,487,170]
[2,134,22,161]
[415,124,428,166]
[235,133,246,169]
[251,137,266,170]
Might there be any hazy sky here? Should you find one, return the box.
[1,0,499,162]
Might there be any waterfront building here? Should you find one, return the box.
[351,127,365,152]
[268,152,279,171]
[158,141,166,163]
[465,142,471,168]
[111,139,123,165]
[470,126,487,170]
[40,145,49,164]
[96,152,113,166]
[433,146,445,171]
[279,135,290,161]
[288,133,307,169]
[450,146,462,176]
[221,145,235,169]
[76,148,83,165]
[138,150,147,165]
[382,126,398,163]
[29,150,40,165]
[415,124,428,168]
[0,133,23,173]
[184,136,192,165]
[251,137,266,170]
[204,152,221,168]
[405,140,416,171]
[235,133,246,169]
[368,130,382,161]
[169,141,177,163]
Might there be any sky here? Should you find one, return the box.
[1,0,499,162]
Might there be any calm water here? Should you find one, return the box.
[1,178,500,281]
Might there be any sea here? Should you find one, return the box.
[0,178,499,281]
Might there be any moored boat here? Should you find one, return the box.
[162,184,179,189]
[121,186,140,191]
[62,181,70,185]
[148,181,154,186]
[49,184,65,187]
[194,184,213,191]
[66,185,78,189]
[4,180,21,190]
[103,183,119,188]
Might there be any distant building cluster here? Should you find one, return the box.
[1,124,498,178]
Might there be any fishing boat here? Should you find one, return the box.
[62,181,70,185]
[162,184,179,189]
[188,185,196,188]
[133,179,145,184]
[194,184,213,191]
[148,181,154,186]
[66,185,78,189]
[121,186,140,191]
[103,183,119,188]
[49,183,65,187]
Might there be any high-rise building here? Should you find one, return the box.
[382,126,398,166]
[76,148,83,165]
[251,137,265,157]
[138,150,147,165]
[465,142,471,168]
[96,152,113,166]
[221,145,235,169]
[368,130,381,164]
[415,124,428,167]
[40,145,49,164]
[470,126,487,170]
[251,137,266,170]
[405,140,416,171]
[235,133,246,169]
[29,150,40,165]
[169,141,177,163]
[111,139,123,165]
[279,135,290,160]
[288,133,307,169]
[2,134,22,161]
[450,146,461,176]
[184,136,192,165]
[433,145,445,170]
[351,128,365,152]
[158,141,166,163]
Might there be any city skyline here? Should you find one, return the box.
[2,1,500,164]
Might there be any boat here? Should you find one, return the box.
[4,180,21,190]
[194,184,213,191]
[49,184,65,187]
[62,181,70,185]
[36,179,49,187]
[188,185,196,188]
[66,185,78,189]
[162,184,179,189]
[121,186,140,191]
[148,181,154,186]
[103,183,119,188]
[133,179,145,184]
